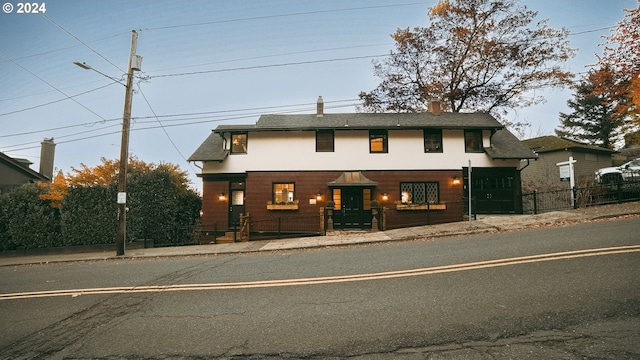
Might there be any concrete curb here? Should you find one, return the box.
[1,202,638,267]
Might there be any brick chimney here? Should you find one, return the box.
[428,100,443,115]
[39,138,56,180]
[316,96,324,117]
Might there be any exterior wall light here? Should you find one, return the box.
[316,192,323,201]
[452,176,461,185]
[382,192,389,201]
[219,193,226,201]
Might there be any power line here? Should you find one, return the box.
[42,13,127,74]
[137,82,196,172]
[0,82,120,118]
[0,101,361,153]
[1,98,360,138]
[148,54,389,79]
[139,3,426,31]
[0,52,108,121]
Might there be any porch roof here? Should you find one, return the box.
[328,171,378,187]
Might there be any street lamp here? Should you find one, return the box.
[74,30,141,256]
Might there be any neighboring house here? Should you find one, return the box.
[0,152,50,194]
[189,98,537,238]
[521,136,616,189]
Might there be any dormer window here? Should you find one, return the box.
[231,133,247,154]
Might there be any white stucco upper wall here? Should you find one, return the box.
[201,129,520,174]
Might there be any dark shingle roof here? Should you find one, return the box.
[214,112,503,132]
[523,136,616,154]
[0,152,49,181]
[190,112,536,161]
[187,132,228,162]
[484,129,538,160]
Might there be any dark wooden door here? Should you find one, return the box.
[228,190,245,228]
[341,188,363,228]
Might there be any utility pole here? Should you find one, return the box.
[116,30,140,256]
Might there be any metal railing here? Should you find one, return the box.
[522,180,640,214]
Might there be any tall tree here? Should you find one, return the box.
[556,69,627,149]
[359,0,574,123]
[595,2,639,113]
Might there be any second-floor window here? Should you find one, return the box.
[231,133,248,154]
[424,129,443,153]
[464,130,483,153]
[316,130,334,152]
[369,129,388,153]
[273,183,295,204]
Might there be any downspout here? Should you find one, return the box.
[517,159,531,172]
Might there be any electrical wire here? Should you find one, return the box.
[0,82,121,118]
[0,52,108,121]
[148,54,389,79]
[139,3,426,31]
[0,101,361,153]
[136,82,197,172]
[42,13,127,74]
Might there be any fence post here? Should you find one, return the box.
[617,182,623,204]
[572,187,578,209]
[277,217,282,239]
[533,191,538,215]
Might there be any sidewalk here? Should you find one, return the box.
[2,201,639,267]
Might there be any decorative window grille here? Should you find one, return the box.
[400,182,439,204]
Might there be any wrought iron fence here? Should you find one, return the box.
[522,180,640,214]
[377,200,466,230]
[243,214,323,240]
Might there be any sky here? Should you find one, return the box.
[1,0,637,192]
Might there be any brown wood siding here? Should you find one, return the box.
[201,180,229,232]
[199,170,466,230]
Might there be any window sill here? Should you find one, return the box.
[396,203,446,211]
[267,204,299,211]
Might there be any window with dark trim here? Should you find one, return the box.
[231,133,248,154]
[464,130,483,153]
[400,182,439,204]
[424,129,443,153]
[316,129,334,152]
[273,183,295,204]
[369,129,388,153]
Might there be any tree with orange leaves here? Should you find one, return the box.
[37,171,68,208]
[39,156,193,206]
[595,2,639,120]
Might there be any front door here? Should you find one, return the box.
[331,187,372,229]
[342,187,362,228]
[228,181,245,228]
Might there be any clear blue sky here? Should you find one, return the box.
[1,0,636,191]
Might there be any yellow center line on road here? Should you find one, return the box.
[2,245,640,301]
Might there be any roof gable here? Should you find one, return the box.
[523,136,616,154]
[485,129,538,160]
[0,152,49,181]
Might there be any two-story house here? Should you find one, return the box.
[189,98,537,238]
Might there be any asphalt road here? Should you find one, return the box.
[1,217,639,359]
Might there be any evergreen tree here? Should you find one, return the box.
[556,69,629,149]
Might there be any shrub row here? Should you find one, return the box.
[0,169,201,250]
